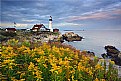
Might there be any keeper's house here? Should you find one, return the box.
[31,24,50,32]
[5,28,16,32]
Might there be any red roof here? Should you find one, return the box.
[31,24,50,31]
[53,28,59,32]
[6,28,16,31]
[32,24,43,30]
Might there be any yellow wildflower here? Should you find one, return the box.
[28,62,34,71]
[35,70,43,80]
[38,50,44,55]
[94,78,99,81]
[11,77,16,81]
[109,60,115,64]
[17,45,28,52]
[77,63,85,71]
[2,59,14,65]
[63,61,69,67]
[88,70,93,76]
[20,72,25,78]
[9,65,13,69]
[74,53,79,59]
[58,68,62,73]
[95,64,103,70]
[43,64,47,68]
[23,48,31,54]
[20,79,25,81]
[101,79,106,81]
[71,75,74,81]
[6,46,13,50]
[59,58,63,65]
[17,71,21,74]
[50,63,60,73]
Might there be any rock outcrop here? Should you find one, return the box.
[62,32,83,42]
[101,45,121,66]
[87,51,95,57]
[81,50,95,58]
[105,45,120,57]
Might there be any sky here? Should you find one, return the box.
[1,0,121,30]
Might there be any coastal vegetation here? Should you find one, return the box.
[0,31,17,42]
[1,39,121,81]
[0,30,60,43]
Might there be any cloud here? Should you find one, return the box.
[66,2,121,22]
[112,9,121,14]
[1,0,121,30]
[1,22,33,29]
[22,19,39,23]
[67,12,112,22]
[54,22,83,27]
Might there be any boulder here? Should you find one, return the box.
[102,45,121,66]
[111,57,121,66]
[62,32,83,42]
[118,52,121,59]
[87,51,95,57]
[105,45,120,58]
[101,53,108,59]
[60,37,64,43]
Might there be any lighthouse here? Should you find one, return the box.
[49,16,53,32]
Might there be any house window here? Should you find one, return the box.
[35,27,38,28]
[41,25,45,28]
[40,28,45,31]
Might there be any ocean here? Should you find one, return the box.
[61,30,121,58]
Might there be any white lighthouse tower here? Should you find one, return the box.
[49,16,53,32]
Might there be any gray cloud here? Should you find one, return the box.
[1,0,121,29]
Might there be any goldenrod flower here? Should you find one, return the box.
[28,62,35,71]
[43,64,47,68]
[88,70,93,76]
[58,68,62,73]
[1,39,119,80]
[77,63,85,71]
[50,63,60,73]
[20,79,25,81]
[35,70,43,79]
[109,60,115,64]
[17,71,21,74]
[101,79,106,81]
[59,58,63,65]
[2,59,14,65]
[20,72,25,78]
[95,64,103,70]
[74,53,79,59]
[94,78,99,81]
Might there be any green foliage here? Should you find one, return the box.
[1,39,121,81]
[22,41,31,47]
[1,32,17,37]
